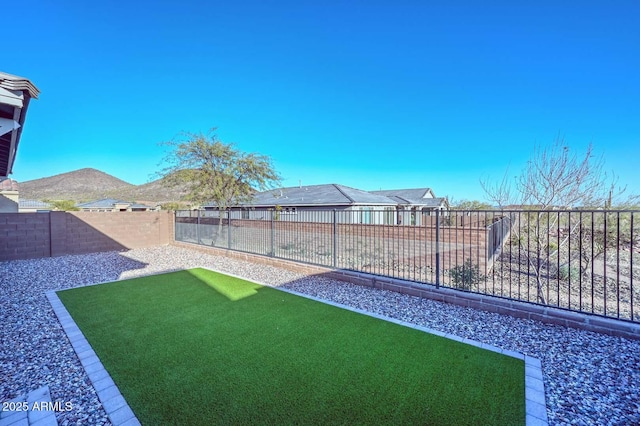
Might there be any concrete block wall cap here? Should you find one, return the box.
[588,316,640,332]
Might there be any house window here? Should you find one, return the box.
[360,207,372,224]
[384,207,394,225]
[241,209,249,219]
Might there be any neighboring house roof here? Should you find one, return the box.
[370,188,434,200]
[207,184,398,208]
[0,71,40,178]
[76,198,151,210]
[19,199,52,210]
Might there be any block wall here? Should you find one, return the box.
[0,213,51,260]
[0,211,174,261]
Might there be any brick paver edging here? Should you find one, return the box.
[0,385,58,426]
[46,292,140,426]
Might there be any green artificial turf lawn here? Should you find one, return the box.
[57,268,525,425]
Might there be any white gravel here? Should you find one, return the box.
[1,245,639,425]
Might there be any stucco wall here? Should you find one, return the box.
[0,192,18,213]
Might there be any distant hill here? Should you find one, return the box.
[18,168,188,205]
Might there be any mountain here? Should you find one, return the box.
[18,168,188,205]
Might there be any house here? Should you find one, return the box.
[0,72,39,179]
[76,198,154,212]
[370,188,450,225]
[204,184,398,224]
[0,178,19,212]
[203,184,449,225]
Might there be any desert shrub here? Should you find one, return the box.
[557,263,581,282]
[448,259,484,291]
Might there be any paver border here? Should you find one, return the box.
[0,385,58,426]
[47,267,548,426]
[46,292,140,426]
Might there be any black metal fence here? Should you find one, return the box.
[175,209,639,322]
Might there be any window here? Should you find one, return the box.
[384,207,394,225]
[360,207,372,224]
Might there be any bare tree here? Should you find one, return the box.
[480,139,625,209]
[481,138,638,304]
[480,165,514,209]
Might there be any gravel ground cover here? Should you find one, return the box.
[1,245,639,425]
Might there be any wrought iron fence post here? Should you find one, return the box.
[227,209,232,249]
[332,209,337,268]
[270,209,275,257]
[435,209,440,288]
[196,210,200,244]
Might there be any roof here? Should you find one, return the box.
[0,72,40,99]
[18,199,52,209]
[76,198,152,209]
[208,184,398,208]
[0,71,40,178]
[369,188,448,208]
[370,188,433,202]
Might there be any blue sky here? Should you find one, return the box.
[6,1,640,203]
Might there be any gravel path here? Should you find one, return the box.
[1,246,638,425]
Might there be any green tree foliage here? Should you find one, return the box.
[452,200,494,210]
[44,199,79,211]
[157,128,281,209]
[159,201,190,211]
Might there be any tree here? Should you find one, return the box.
[157,128,281,243]
[480,138,634,209]
[158,201,191,211]
[451,200,494,210]
[158,128,281,208]
[480,138,639,304]
[44,199,79,211]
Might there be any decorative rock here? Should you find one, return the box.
[1,246,639,425]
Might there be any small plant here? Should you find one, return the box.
[509,234,524,247]
[448,259,484,291]
[557,263,581,282]
[280,242,296,251]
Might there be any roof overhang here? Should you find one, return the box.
[0,72,40,179]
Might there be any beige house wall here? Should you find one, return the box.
[0,191,18,212]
